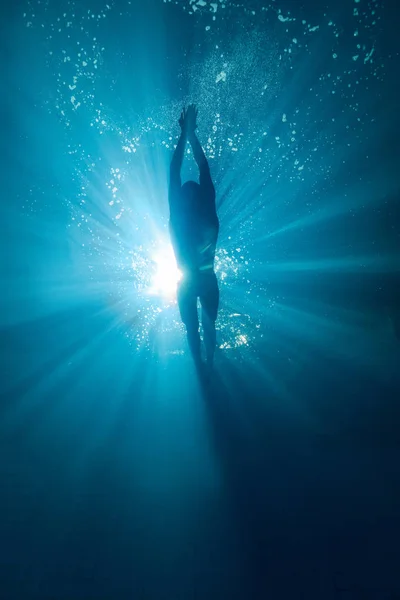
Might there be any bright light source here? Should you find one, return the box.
[149,243,182,299]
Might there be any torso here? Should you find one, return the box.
[169,210,219,274]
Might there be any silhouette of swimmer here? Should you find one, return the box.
[169,104,219,366]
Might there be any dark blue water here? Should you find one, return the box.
[1,0,400,598]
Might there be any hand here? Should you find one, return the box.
[178,106,187,133]
[185,103,198,135]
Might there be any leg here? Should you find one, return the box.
[199,272,220,366]
[177,277,201,363]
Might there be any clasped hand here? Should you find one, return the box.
[179,104,198,136]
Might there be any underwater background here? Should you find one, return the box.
[1,0,400,598]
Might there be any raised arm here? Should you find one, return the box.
[186,105,215,196]
[169,108,188,209]
[189,131,207,169]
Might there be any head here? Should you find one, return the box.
[181,180,201,203]
[180,180,202,219]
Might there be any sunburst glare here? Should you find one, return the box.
[148,243,182,299]
[3,1,400,599]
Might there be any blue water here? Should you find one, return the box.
[1,0,400,598]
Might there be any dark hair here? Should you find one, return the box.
[181,180,200,197]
